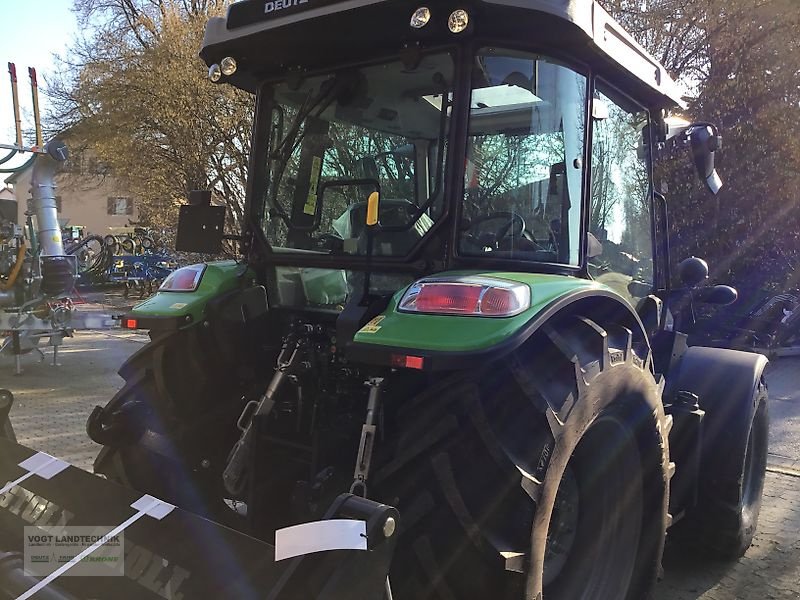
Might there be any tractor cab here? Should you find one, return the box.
[197,0,718,318]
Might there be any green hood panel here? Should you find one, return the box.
[353,272,606,352]
[130,261,251,323]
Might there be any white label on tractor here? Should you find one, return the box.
[274,519,367,561]
[169,302,187,309]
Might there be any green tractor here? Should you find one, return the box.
[1,0,769,598]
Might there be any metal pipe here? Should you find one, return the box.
[28,68,43,148]
[30,141,68,256]
[7,63,22,148]
[12,332,21,375]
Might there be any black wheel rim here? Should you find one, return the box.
[544,412,644,599]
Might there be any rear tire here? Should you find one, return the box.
[88,327,249,518]
[374,315,670,600]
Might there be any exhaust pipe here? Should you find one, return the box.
[29,140,75,297]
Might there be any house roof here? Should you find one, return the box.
[3,156,34,185]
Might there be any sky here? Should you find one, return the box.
[0,0,78,170]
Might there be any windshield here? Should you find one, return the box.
[260,53,453,257]
[459,49,588,265]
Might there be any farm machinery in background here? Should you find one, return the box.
[690,285,800,356]
[0,63,116,373]
[68,227,178,298]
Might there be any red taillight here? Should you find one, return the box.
[391,354,425,370]
[172,270,200,288]
[479,287,517,315]
[398,276,531,317]
[123,318,138,329]
[159,264,205,292]
[414,283,482,314]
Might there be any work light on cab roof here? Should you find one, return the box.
[208,63,222,83]
[208,57,237,83]
[409,6,431,28]
[447,9,469,33]
[220,56,238,76]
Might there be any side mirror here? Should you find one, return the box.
[689,125,723,194]
[188,189,212,206]
[678,256,709,288]
[175,190,226,253]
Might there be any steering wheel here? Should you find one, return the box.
[467,211,526,248]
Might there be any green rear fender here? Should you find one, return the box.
[130,261,253,326]
[349,272,643,370]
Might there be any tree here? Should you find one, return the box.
[48,0,253,235]
[600,0,800,292]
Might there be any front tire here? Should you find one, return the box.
[677,377,768,558]
[374,314,670,600]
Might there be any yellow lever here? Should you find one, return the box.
[366,191,379,226]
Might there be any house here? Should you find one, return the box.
[4,156,139,236]
[0,186,15,220]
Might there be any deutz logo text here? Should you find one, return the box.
[265,0,308,13]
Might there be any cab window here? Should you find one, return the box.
[589,84,654,305]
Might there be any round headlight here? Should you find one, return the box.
[220,56,238,76]
[447,9,469,33]
[410,6,431,28]
[208,63,222,83]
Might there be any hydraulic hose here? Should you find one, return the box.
[0,153,34,174]
[0,243,25,291]
[0,149,17,166]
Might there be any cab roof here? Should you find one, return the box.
[201,0,686,109]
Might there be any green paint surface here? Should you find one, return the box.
[130,260,251,323]
[353,271,604,352]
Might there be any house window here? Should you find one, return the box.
[107,197,133,216]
